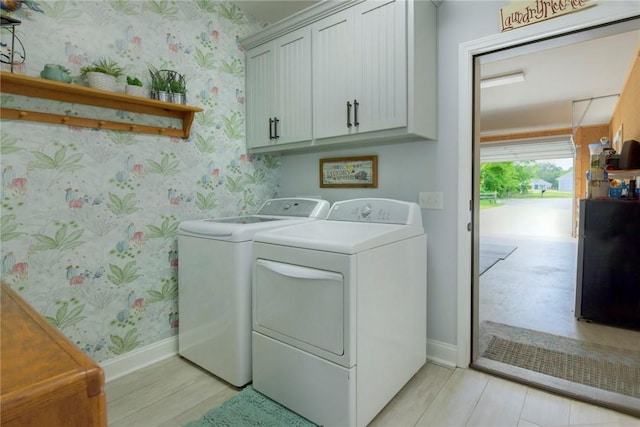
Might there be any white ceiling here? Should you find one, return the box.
[480,27,640,136]
[236,2,639,150]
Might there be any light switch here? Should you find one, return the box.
[418,192,443,210]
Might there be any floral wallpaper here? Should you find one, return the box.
[0,0,279,363]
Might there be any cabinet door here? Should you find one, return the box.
[275,27,312,145]
[353,0,407,133]
[312,7,356,139]
[246,42,275,149]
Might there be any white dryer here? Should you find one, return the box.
[251,198,427,427]
[177,198,329,387]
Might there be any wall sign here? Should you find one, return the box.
[500,0,596,32]
[319,156,378,188]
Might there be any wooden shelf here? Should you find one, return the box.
[607,169,640,179]
[0,72,202,139]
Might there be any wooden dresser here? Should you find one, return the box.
[1,282,107,426]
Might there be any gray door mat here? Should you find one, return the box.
[480,322,640,399]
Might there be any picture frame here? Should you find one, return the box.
[319,155,378,188]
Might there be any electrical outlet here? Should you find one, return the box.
[418,192,443,210]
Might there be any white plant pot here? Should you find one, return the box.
[170,92,185,105]
[125,84,146,97]
[86,72,117,92]
[156,91,170,102]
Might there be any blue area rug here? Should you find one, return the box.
[184,385,316,427]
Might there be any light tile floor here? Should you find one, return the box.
[106,356,640,427]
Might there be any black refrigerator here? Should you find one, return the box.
[575,199,640,330]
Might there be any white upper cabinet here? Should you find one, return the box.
[246,27,312,149]
[246,42,275,149]
[241,0,436,153]
[311,7,356,139]
[313,0,407,139]
[275,28,312,145]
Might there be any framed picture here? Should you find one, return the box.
[319,155,378,188]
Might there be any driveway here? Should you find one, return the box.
[480,197,573,239]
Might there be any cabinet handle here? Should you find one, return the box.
[268,118,274,140]
[346,101,352,128]
[353,99,359,127]
[274,117,280,139]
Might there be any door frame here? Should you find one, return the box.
[455,6,640,368]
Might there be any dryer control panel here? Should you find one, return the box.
[328,198,422,226]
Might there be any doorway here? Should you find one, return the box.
[468,19,640,415]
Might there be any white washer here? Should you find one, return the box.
[251,198,427,427]
[177,198,329,387]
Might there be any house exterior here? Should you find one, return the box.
[530,179,553,191]
[0,0,638,379]
[558,171,574,192]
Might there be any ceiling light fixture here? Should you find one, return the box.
[480,71,525,89]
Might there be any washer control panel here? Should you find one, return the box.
[328,198,422,225]
[257,198,330,218]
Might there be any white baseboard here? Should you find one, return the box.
[426,338,458,368]
[100,336,178,383]
[101,336,456,382]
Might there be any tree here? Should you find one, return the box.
[536,162,566,190]
[513,162,536,193]
[480,161,535,197]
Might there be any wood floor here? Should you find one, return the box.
[106,356,640,427]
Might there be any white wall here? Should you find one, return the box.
[279,0,640,366]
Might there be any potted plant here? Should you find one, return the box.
[125,76,145,97]
[149,68,171,102]
[169,75,186,104]
[81,58,124,92]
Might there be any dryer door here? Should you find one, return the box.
[254,259,344,356]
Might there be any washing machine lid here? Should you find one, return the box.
[253,198,424,253]
[178,198,330,242]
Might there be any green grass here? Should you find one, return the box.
[480,200,501,209]
[511,190,572,199]
[479,190,571,209]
